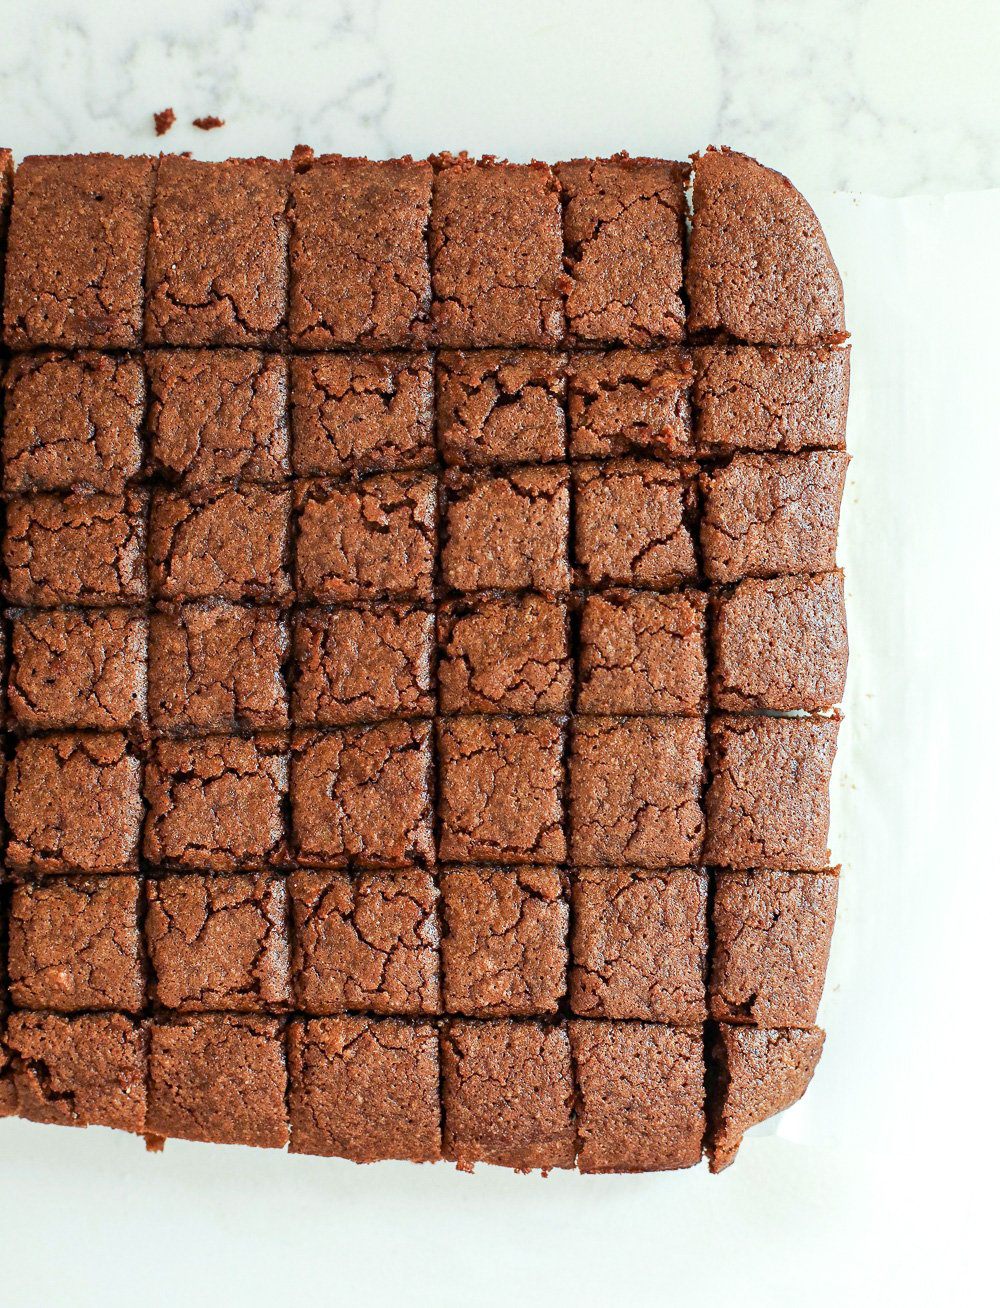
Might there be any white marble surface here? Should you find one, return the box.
[0,0,997,194]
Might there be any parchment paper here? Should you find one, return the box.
[773,190,1000,1162]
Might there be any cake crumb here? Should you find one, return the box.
[291,143,314,172]
[193,115,225,131]
[154,108,176,137]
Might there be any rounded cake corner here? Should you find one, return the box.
[707,1024,827,1172]
[687,146,846,346]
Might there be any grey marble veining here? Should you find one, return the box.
[703,0,1000,194]
[0,0,997,195]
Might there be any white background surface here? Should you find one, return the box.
[1,0,1000,192]
[1,2,998,1304]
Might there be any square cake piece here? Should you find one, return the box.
[708,1025,825,1172]
[441,1020,575,1172]
[146,349,291,486]
[558,156,687,346]
[146,155,290,346]
[294,473,437,602]
[569,716,705,867]
[430,156,564,347]
[3,490,148,607]
[711,870,839,1026]
[147,1014,288,1148]
[149,485,292,603]
[291,722,435,868]
[289,869,440,1016]
[146,874,290,1013]
[290,353,434,476]
[3,154,155,349]
[441,465,571,594]
[148,603,289,733]
[570,868,708,1022]
[711,572,848,712]
[7,608,148,732]
[436,350,567,467]
[577,589,706,716]
[437,593,572,715]
[570,1021,704,1173]
[5,733,143,874]
[573,460,698,589]
[3,352,145,493]
[706,715,840,870]
[288,1016,440,1162]
[292,604,434,726]
[143,735,289,871]
[440,866,569,1017]
[4,1012,147,1131]
[567,349,694,460]
[7,876,144,1012]
[701,451,849,583]
[693,345,850,454]
[0,147,13,303]
[686,148,845,345]
[289,154,432,348]
[437,715,567,865]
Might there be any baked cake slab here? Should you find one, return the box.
[0,145,847,1173]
